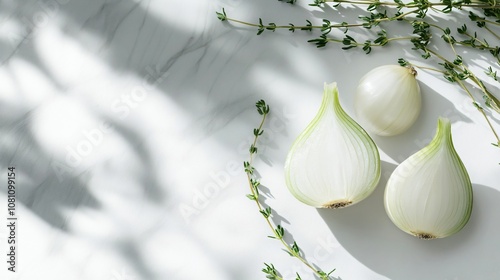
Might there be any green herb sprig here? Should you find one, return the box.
[217,0,500,152]
[245,100,336,280]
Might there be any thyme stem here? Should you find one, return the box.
[485,26,500,40]
[455,79,500,144]
[245,100,335,280]
[323,0,500,9]
[420,47,500,144]
[412,64,446,74]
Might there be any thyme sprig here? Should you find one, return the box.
[323,0,500,10]
[245,100,336,280]
[217,1,500,150]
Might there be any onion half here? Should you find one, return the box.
[284,82,381,208]
[384,118,473,239]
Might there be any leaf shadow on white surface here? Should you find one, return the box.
[0,2,176,274]
[99,115,166,202]
[1,0,312,279]
[0,108,166,279]
[318,161,500,280]
[0,114,100,230]
[114,239,157,280]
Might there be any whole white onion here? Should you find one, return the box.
[355,65,421,136]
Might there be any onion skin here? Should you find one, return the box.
[384,118,473,239]
[355,65,421,136]
[284,82,381,208]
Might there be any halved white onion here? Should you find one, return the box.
[284,82,381,208]
[384,118,473,239]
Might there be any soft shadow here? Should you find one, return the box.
[102,117,165,203]
[318,161,500,280]
[260,189,291,230]
[0,113,100,230]
[116,239,156,280]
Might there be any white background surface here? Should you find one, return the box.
[0,0,499,279]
